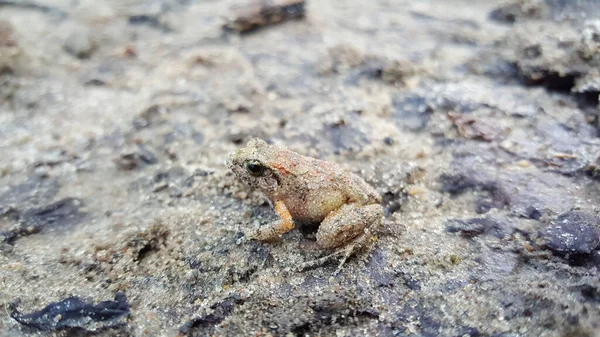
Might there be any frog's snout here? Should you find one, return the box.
[226,151,236,169]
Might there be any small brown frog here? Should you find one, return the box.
[227,138,383,271]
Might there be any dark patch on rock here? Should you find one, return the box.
[128,15,164,29]
[310,295,379,325]
[455,327,480,337]
[468,52,521,83]
[400,272,421,291]
[366,248,395,287]
[586,156,600,180]
[20,198,84,230]
[380,59,418,86]
[163,123,205,145]
[81,59,139,87]
[325,120,370,154]
[0,206,19,226]
[489,0,547,23]
[132,105,169,130]
[223,0,305,34]
[0,0,68,19]
[127,0,174,33]
[10,292,129,332]
[0,177,59,211]
[393,302,443,337]
[128,222,169,263]
[446,214,517,240]
[482,214,516,239]
[114,144,158,170]
[476,250,519,277]
[2,198,85,244]
[154,167,187,185]
[381,191,404,216]
[442,146,579,218]
[498,20,600,96]
[179,296,244,336]
[573,284,600,304]
[446,218,486,238]
[342,59,385,85]
[439,173,478,195]
[539,211,600,257]
[392,95,433,132]
[439,173,509,213]
[520,68,579,92]
[447,112,505,142]
[231,241,271,283]
[63,31,94,59]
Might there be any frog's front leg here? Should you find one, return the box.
[251,200,295,240]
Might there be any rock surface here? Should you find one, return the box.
[0,0,599,336]
[539,211,600,255]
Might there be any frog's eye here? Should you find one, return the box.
[245,160,265,177]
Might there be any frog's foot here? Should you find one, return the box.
[297,232,371,275]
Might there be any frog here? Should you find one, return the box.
[227,138,383,272]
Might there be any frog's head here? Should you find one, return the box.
[227,138,280,194]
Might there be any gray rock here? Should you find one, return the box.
[63,31,94,59]
[539,211,600,255]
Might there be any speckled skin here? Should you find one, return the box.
[227,138,383,249]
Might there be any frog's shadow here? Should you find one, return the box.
[296,221,320,241]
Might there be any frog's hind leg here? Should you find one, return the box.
[297,232,372,275]
[298,203,382,274]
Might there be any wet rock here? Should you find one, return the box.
[0,0,68,19]
[132,105,169,130]
[127,0,174,32]
[2,198,85,244]
[114,153,139,171]
[439,173,509,213]
[489,0,547,23]
[446,214,517,240]
[114,145,158,170]
[316,44,364,75]
[456,327,480,337]
[128,14,166,30]
[476,250,520,279]
[63,31,94,59]
[223,0,305,34]
[446,218,486,238]
[81,59,137,87]
[574,284,600,303]
[442,146,578,218]
[0,177,59,211]
[10,292,129,332]
[482,214,516,239]
[539,211,600,256]
[586,156,600,180]
[366,248,395,287]
[0,20,23,74]
[325,120,370,153]
[380,59,418,86]
[20,198,84,230]
[168,185,182,198]
[447,112,505,142]
[33,148,70,168]
[499,21,600,93]
[439,173,478,195]
[179,296,243,336]
[392,94,433,132]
